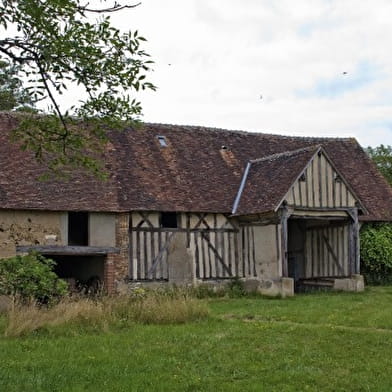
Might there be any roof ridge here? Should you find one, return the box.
[0,112,356,142]
[250,145,321,164]
[141,121,356,142]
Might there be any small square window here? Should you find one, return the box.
[160,212,178,228]
[157,135,168,147]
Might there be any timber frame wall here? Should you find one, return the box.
[128,212,257,281]
[280,206,360,282]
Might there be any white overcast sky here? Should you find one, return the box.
[71,1,392,147]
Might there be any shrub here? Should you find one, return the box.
[360,223,392,285]
[0,252,68,303]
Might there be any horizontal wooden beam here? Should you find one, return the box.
[130,227,238,233]
[16,245,120,256]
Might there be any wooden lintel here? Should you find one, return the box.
[16,245,120,256]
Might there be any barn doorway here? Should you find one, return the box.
[48,255,105,293]
[287,217,351,292]
[287,220,306,290]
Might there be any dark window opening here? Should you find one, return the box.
[160,212,178,228]
[68,212,89,245]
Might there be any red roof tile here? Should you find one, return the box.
[0,113,391,221]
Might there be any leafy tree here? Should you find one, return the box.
[0,60,34,110]
[366,145,392,185]
[360,223,392,285]
[0,1,155,175]
[361,146,392,284]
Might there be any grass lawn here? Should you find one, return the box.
[1,287,392,391]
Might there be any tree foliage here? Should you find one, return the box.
[360,223,392,285]
[361,146,392,284]
[0,59,34,110]
[366,145,392,185]
[0,0,155,175]
[0,252,68,303]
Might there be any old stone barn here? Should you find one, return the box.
[1,113,391,295]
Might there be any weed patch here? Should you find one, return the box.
[4,292,209,337]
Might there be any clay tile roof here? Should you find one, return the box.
[233,146,321,215]
[0,112,391,221]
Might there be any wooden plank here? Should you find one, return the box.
[318,153,323,207]
[325,156,330,207]
[143,231,148,279]
[322,233,344,275]
[201,228,207,278]
[305,166,310,206]
[332,170,336,208]
[194,232,200,279]
[131,227,238,233]
[281,208,289,277]
[247,226,251,276]
[228,232,232,277]
[186,213,190,247]
[136,231,141,280]
[291,187,296,205]
[251,226,257,276]
[275,224,280,269]
[234,231,240,276]
[147,232,175,277]
[298,181,303,206]
[221,230,226,277]
[201,231,232,276]
[150,231,156,280]
[242,228,246,277]
[207,232,213,279]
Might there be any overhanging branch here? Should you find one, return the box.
[80,1,141,13]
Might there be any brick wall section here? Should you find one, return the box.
[104,212,130,293]
[104,255,115,294]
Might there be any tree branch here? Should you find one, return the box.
[35,57,69,148]
[80,1,141,13]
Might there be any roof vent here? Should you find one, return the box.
[157,135,168,147]
[221,145,228,150]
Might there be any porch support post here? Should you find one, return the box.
[280,205,289,277]
[347,208,360,275]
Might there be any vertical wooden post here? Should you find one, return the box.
[280,205,289,277]
[348,208,360,275]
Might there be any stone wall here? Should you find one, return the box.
[0,210,65,258]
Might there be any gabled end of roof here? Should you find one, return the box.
[232,145,321,216]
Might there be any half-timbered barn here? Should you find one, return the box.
[0,113,391,295]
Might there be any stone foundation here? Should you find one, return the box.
[333,274,365,292]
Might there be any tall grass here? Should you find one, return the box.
[4,291,210,337]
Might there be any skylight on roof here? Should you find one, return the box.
[157,135,168,147]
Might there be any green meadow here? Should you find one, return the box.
[1,287,392,391]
